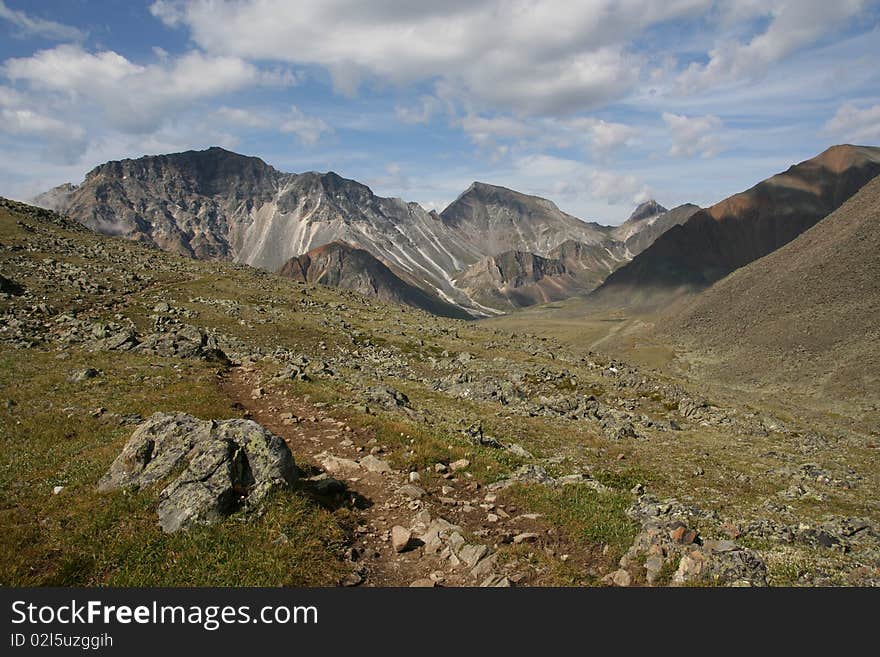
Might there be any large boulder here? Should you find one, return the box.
[99,412,297,532]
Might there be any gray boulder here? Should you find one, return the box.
[99,412,297,532]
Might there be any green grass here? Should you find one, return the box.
[507,483,637,575]
[0,347,347,586]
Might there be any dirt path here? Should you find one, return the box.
[222,365,587,587]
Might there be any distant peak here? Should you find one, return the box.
[627,200,667,223]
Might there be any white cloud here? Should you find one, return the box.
[825,103,880,143]
[562,117,638,159]
[1,107,83,141]
[678,0,870,92]
[213,106,272,129]
[395,95,443,124]
[662,112,723,158]
[0,0,85,41]
[149,0,714,116]
[4,45,293,133]
[588,169,651,205]
[280,106,331,145]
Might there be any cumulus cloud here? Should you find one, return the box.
[280,106,331,146]
[678,0,870,92]
[588,169,651,205]
[0,0,85,41]
[149,0,715,116]
[662,112,723,158]
[825,103,880,143]
[4,45,293,133]
[563,117,637,159]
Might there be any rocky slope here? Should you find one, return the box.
[35,148,688,315]
[595,145,880,302]
[279,241,472,319]
[661,173,880,404]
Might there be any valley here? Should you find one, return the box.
[2,174,879,586]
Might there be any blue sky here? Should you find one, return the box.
[1,1,878,223]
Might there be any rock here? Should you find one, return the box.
[470,554,498,580]
[672,547,767,587]
[408,471,421,483]
[610,569,632,587]
[458,543,489,568]
[397,484,426,499]
[52,485,64,495]
[506,443,533,458]
[450,458,470,472]
[480,574,512,587]
[320,454,362,475]
[409,578,436,587]
[513,532,539,544]
[68,367,100,382]
[366,386,410,408]
[99,412,297,533]
[489,464,553,490]
[360,454,393,473]
[391,525,413,553]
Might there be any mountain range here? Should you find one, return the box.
[34,147,695,316]
[34,143,880,323]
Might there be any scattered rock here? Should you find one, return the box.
[391,525,413,553]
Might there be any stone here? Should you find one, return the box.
[450,458,470,472]
[68,367,100,382]
[506,443,533,458]
[397,484,426,499]
[52,485,64,495]
[458,543,489,568]
[408,471,421,483]
[320,454,362,475]
[391,526,413,553]
[99,412,296,533]
[513,532,539,544]
[470,554,498,580]
[360,454,393,473]
[409,578,436,587]
[366,386,410,408]
[611,569,632,587]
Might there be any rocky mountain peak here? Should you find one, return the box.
[626,200,668,223]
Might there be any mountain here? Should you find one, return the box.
[35,147,690,316]
[661,173,880,403]
[439,182,612,254]
[595,145,880,302]
[612,202,701,257]
[278,241,472,320]
[452,250,577,310]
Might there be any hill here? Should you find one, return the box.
[661,173,880,404]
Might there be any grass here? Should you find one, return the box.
[0,347,347,586]
[506,483,637,577]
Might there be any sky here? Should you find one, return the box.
[0,1,878,224]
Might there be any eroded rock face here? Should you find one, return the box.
[99,412,297,532]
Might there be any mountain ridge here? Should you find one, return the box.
[35,146,691,316]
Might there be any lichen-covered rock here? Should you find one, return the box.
[99,412,297,532]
